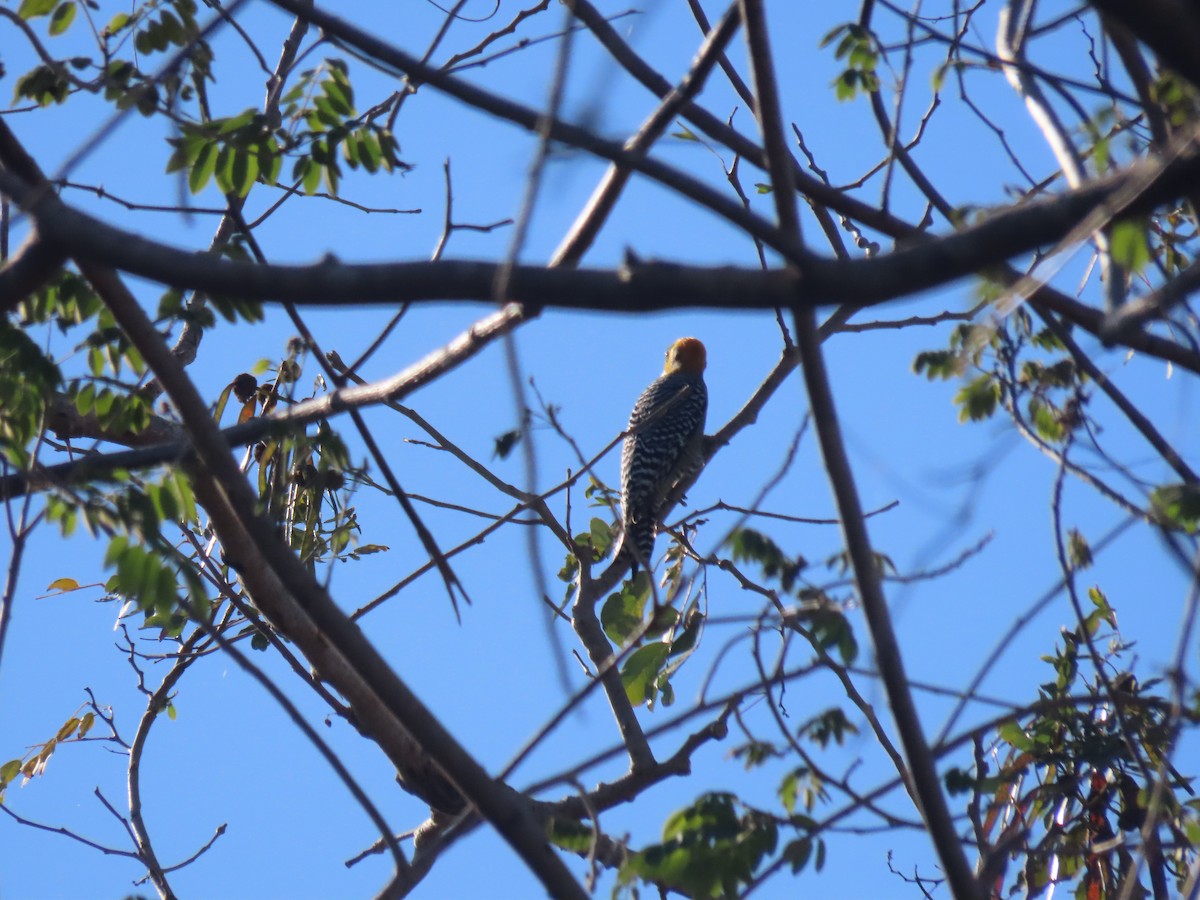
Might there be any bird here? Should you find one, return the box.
[620,337,708,576]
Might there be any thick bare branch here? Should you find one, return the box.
[0,122,586,899]
[0,233,63,315]
[1087,0,1200,91]
[6,148,1200,321]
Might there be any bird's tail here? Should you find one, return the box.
[616,519,656,577]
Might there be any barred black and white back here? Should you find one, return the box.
[619,339,708,575]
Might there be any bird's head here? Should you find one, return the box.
[663,337,707,376]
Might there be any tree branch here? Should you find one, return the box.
[0,233,63,316]
[1087,0,1200,91]
[0,124,587,900]
[6,144,1200,317]
[739,0,979,896]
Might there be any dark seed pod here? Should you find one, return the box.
[232,372,258,403]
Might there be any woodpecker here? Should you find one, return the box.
[620,337,708,575]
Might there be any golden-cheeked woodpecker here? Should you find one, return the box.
[620,337,708,575]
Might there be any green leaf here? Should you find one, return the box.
[601,575,649,645]
[49,2,76,35]
[1151,483,1200,532]
[14,64,70,106]
[1092,133,1110,171]
[798,707,859,748]
[104,535,128,567]
[18,0,57,19]
[588,517,613,558]
[356,129,381,173]
[819,24,849,49]
[257,139,282,185]
[105,11,131,33]
[115,545,149,600]
[546,817,594,853]
[1110,219,1151,274]
[93,388,114,418]
[169,472,198,526]
[931,61,949,92]
[835,69,859,101]
[730,528,806,593]
[1088,585,1117,628]
[668,606,704,658]
[621,793,776,897]
[231,149,258,197]
[341,132,362,168]
[211,380,236,427]
[954,374,1000,422]
[322,78,354,116]
[188,140,218,193]
[214,143,235,193]
[0,759,22,784]
[347,543,389,560]
[997,720,1032,751]
[158,10,185,46]
[301,157,322,194]
[74,381,95,414]
[806,607,854,672]
[779,769,800,816]
[621,643,670,706]
[1067,528,1092,569]
[912,349,963,380]
[849,45,876,71]
[134,22,161,54]
[782,836,813,873]
[1029,398,1065,442]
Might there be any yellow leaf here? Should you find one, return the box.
[45,577,80,593]
[0,759,22,783]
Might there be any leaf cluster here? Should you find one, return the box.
[951,593,1198,898]
[617,793,781,899]
[821,23,881,101]
[599,566,705,711]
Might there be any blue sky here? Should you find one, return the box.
[2,1,1197,897]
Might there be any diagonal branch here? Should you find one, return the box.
[552,1,743,268]
[90,261,586,899]
[261,0,806,264]
[1087,0,1200,91]
[0,124,586,900]
[0,303,529,502]
[737,0,980,896]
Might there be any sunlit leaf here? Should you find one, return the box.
[1110,219,1151,274]
[18,0,56,19]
